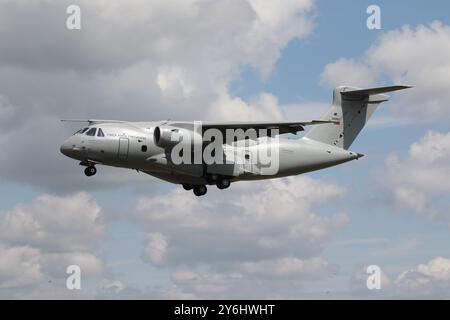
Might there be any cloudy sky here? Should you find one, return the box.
[1,0,450,299]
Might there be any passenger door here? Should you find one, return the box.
[118,138,130,160]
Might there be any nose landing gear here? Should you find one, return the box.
[84,166,97,177]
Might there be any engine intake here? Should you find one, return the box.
[153,126,179,149]
[153,126,203,150]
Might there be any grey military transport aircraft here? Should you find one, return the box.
[60,85,410,196]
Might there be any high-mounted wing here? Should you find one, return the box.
[199,120,336,135]
[61,119,127,125]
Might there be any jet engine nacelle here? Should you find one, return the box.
[153,126,203,150]
[153,126,177,149]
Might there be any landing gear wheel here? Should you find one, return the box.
[84,166,97,177]
[193,185,207,196]
[182,184,193,191]
[216,178,230,190]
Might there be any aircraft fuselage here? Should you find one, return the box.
[60,121,361,190]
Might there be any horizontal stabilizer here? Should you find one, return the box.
[341,85,412,97]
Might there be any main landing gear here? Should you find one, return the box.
[84,166,97,177]
[193,185,207,197]
[216,177,230,190]
[183,184,207,197]
[183,177,231,197]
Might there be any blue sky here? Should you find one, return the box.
[233,0,450,103]
[0,0,450,299]
[240,0,450,297]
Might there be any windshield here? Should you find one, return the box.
[73,127,89,135]
[86,128,97,136]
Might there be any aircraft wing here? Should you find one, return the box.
[199,120,336,135]
[61,118,336,134]
[61,119,127,125]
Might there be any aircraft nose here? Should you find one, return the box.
[60,140,71,157]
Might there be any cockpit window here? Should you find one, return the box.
[74,127,89,135]
[97,128,105,137]
[86,128,97,136]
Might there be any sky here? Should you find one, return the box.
[0,0,450,299]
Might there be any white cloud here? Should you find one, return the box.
[170,271,240,297]
[0,192,104,252]
[281,101,329,122]
[163,287,197,300]
[395,257,450,297]
[240,257,334,279]
[157,66,194,98]
[42,252,103,277]
[243,0,315,78]
[381,131,450,220]
[416,257,450,281]
[167,257,339,299]
[133,176,348,298]
[0,0,316,192]
[142,232,168,266]
[207,92,285,122]
[99,280,126,294]
[248,0,313,27]
[320,21,450,121]
[0,0,315,94]
[0,245,43,289]
[171,270,200,283]
[394,270,435,296]
[409,131,450,164]
[0,193,106,291]
[320,58,377,88]
[135,177,348,264]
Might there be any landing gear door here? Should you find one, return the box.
[118,138,129,160]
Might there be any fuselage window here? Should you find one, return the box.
[86,128,97,136]
[97,128,105,137]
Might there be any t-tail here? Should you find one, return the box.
[304,85,412,149]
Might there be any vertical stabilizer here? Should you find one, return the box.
[305,85,411,149]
